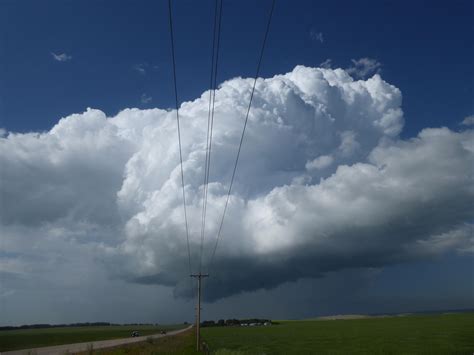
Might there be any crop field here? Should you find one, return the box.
[202,313,474,354]
[0,324,186,352]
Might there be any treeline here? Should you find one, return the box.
[201,318,272,327]
[0,322,155,331]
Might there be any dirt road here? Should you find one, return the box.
[1,326,193,355]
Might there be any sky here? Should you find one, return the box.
[0,0,473,325]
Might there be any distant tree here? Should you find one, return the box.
[225,319,240,326]
[217,319,225,327]
[201,320,215,328]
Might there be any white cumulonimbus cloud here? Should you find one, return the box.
[1,66,472,301]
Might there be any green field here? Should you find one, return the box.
[0,324,186,352]
[2,313,473,354]
[77,328,199,354]
[202,313,474,355]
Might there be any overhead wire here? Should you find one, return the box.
[168,0,192,277]
[167,0,276,283]
[208,0,276,271]
[199,0,223,274]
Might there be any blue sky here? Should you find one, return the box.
[0,0,473,325]
[1,0,472,135]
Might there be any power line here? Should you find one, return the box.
[199,0,218,273]
[195,4,223,348]
[168,0,192,276]
[208,0,276,270]
[199,0,223,273]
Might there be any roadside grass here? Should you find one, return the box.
[0,324,186,352]
[202,313,474,355]
[77,328,199,354]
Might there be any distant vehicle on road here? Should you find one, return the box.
[131,331,140,337]
[160,330,167,335]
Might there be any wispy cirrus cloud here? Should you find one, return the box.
[346,57,381,78]
[310,29,324,43]
[133,63,147,75]
[461,115,474,126]
[133,63,159,76]
[51,52,72,62]
[140,93,152,104]
[319,58,332,68]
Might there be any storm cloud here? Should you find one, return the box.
[1,66,472,302]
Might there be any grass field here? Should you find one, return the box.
[2,313,473,354]
[0,324,187,352]
[76,327,199,354]
[202,313,474,355]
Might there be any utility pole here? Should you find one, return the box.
[190,273,208,351]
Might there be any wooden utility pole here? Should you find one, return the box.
[190,273,208,351]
